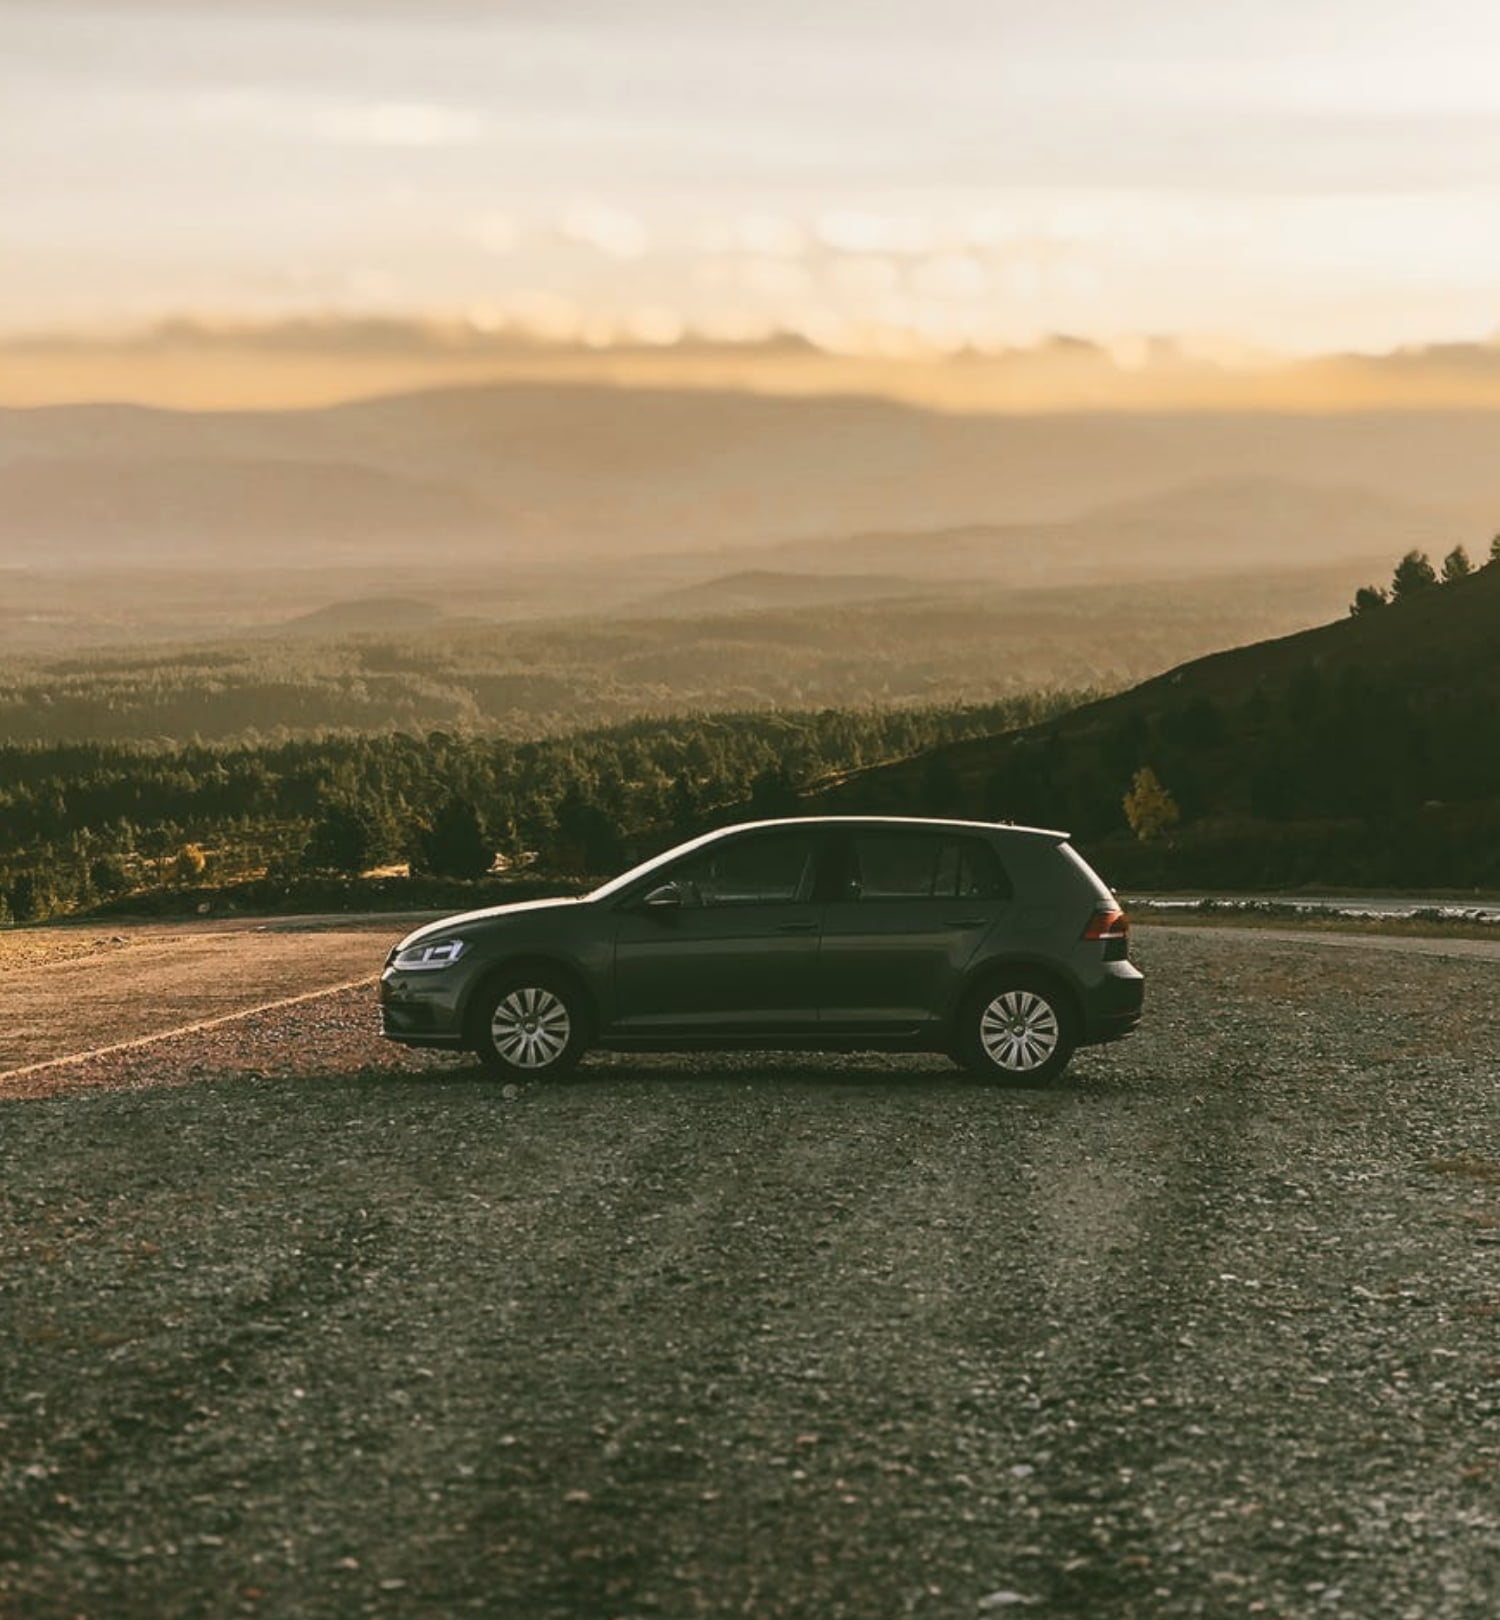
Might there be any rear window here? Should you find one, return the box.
[848,833,1011,901]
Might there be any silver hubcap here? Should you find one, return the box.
[979,990,1060,1072]
[491,986,571,1069]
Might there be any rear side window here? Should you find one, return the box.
[955,839,1010,899]
[848,834,1011,900]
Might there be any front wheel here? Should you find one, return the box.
[955,976,1076,1085]
[472,974,588,1079]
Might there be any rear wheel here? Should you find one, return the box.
[472,974,588,1079]
[955,975,1076,1085]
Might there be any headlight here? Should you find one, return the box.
[391,937,468,971]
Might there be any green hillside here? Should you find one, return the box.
[815,559,1500,889]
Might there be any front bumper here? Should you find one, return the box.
[379,971,467,1049]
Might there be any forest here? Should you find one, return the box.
[0,695,1078,922]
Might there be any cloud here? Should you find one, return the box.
[824,257,902,300]
[13,315,1500,414]
[465,212,519,256]
[559,203,650,261]
[316,101,486,147]
[908,254,989,301]
[814,212,936,256]
[732,215,807,259]
[1,312,821,361]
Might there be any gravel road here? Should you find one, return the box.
[0,918,410,1076]
[3,928,1500,1620]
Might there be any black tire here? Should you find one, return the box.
[471,972,589,1080]
[954,974,1076,1085]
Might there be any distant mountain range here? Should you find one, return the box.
[1,382,1491,576]
[731,477,1438,587]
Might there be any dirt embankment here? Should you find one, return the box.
[3,929,1500,1619]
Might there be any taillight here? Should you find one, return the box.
[1083,906,1129,942]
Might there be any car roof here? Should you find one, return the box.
[706,815,1070,842]
[587,814,1073,903]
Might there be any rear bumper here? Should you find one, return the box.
[1080,963,1145,1045]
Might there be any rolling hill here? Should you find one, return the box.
[268,597,456,637]
[0,563,1377,744]
[617,569,927,617]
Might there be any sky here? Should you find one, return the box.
[6,0,1500,390]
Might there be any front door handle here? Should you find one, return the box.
[773,920,818,934]
[945,917,989,928]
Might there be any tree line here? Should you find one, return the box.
[0,696,1080,922]
[1350,536,1500,614]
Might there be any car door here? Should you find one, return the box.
[817,829,1012,1032]
[610,827,826,1036]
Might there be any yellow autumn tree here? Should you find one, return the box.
[173,842,207,884]
[1123,767,1180,843]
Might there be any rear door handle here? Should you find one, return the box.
[946,917,989,928]
[774,920,818,934]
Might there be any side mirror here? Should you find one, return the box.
[641,882,684,911]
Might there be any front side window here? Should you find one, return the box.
[848,834,1009,901]
[674,832,816,907]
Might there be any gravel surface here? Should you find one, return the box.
[1146,923,1500,960]
[3,929,1500,1619]
[0,920,408,1075]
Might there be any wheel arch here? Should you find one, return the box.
[951,954,1084,1037]
[460,954,599,1050]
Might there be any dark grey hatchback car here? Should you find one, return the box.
[381,816,1143,1084]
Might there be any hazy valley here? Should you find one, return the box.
[3,377,1497,918]
[2,378,1478,742]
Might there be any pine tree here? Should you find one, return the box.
[304,799,384,875]
[1441,545,1473,583]
[1390,550,1437,602]
[8,870,54,922]
[416,797,491,880]
[89,854,131,897]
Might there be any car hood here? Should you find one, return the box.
[393,896,585,953]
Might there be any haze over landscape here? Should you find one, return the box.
[9,0,1500,665]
